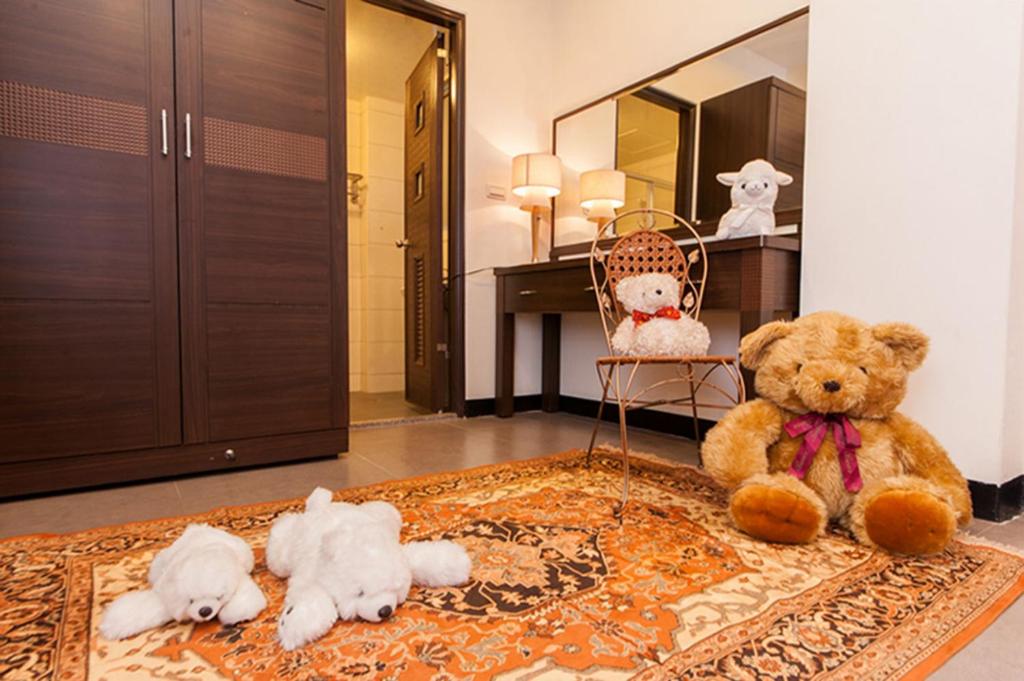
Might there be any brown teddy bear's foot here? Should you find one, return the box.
[862,489,956,555]
[730,474,827,544]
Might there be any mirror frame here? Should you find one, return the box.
[549,6,809,260]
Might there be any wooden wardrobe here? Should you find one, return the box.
[0,0,348,496]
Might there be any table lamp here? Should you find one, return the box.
[580,168,625,232]
[511,152,562,262]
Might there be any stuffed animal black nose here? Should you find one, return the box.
[198,606,213,618]
[655,289,662,295]
[377,605,393,620]
[822,380,841,393]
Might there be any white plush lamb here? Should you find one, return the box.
[100,524,267,640]
[267,487,472,650]
[610,272,710,357]
[715,159,793,238]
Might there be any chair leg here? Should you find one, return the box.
[686,365,701,447]
[585,371,612,468]
[613,397,630,524]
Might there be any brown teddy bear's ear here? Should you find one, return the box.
[739,320,792,370]
[872,322,929,370]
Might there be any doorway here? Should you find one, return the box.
[345,0,464,424]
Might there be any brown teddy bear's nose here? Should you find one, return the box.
[198,606,213,618]
[822,380,841,393]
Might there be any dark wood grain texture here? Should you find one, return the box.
[0,429,346,498]
[0,0,347,496]
[177,0,339,444]
[404,36,446,412]
[0,0,181,460]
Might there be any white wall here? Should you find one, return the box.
[429,0,557,399]
[801,0,1024,484]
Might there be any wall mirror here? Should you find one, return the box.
[551,9,808,257]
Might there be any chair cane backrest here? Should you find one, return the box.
[589,208,708,352]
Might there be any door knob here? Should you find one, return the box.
[395,238,411,249]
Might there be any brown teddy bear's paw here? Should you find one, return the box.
[862,489,956,555]
[730,475,827,544]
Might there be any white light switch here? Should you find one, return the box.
[486,184,506,201]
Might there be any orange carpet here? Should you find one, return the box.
[2,448,1023,680]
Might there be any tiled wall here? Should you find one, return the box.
[349,96,406,394]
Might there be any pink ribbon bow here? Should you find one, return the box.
[784,412,864,492]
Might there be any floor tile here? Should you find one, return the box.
[0,479,184,538]
[350,390,432,423]
[174,452,395,516]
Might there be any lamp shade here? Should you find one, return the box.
[511,153,562,205]
[579,168,625,220]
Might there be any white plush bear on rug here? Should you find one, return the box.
[100,524,267,640]
[266,487,472,650]
[715,158,793,238]
[611,272,710,357]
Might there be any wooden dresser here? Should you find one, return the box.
[494,235,800,417]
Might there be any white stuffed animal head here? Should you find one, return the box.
[159,543,248,623]
[615,272,681,315]
[717,159,792,208]
[172,548,249,622]
[321,523,412,622]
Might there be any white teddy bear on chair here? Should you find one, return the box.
[99,524,267,640]
[611,272,710,357]
[267,487,472,650]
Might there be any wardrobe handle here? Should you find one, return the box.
[160,109,168,156]
[185,113,192,159]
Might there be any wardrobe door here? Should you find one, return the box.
[0,1,181,461]
[175,0,346,443]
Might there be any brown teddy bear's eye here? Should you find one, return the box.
[796,363,803,372]
[859,366,868,374]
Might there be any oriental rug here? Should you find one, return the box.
[2,448,1023,680]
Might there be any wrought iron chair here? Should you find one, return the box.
[585,208,745,519]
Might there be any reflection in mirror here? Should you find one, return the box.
[552,13,808,255]
[615,89,693,234]
[553,100,615,247]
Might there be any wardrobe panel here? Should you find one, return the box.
[176,0,343,443]
[0,0,181,460]
[201,0,328,136]
[0,0,148,102]
[0,137,151,301]
[206,305,332,441]
[0,301,157,462]
[204,167,330,306]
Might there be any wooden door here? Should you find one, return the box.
[404,35,446,412]
[0,0,181,461]
[175,0,347,443]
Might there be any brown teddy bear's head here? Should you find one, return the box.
[740,311,929,419]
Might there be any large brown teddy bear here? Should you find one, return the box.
[702,311,971,555]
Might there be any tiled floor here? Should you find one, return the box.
[0,412,1020,678]
[350,390,433,423]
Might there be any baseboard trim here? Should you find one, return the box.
[969,475,1024,522]
[467,393,714,441]
[464,394,543,417]
[557,395,716,442]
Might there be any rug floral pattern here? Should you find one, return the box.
[1,448,1023,680]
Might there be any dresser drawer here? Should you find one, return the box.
[502,266,598,313]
